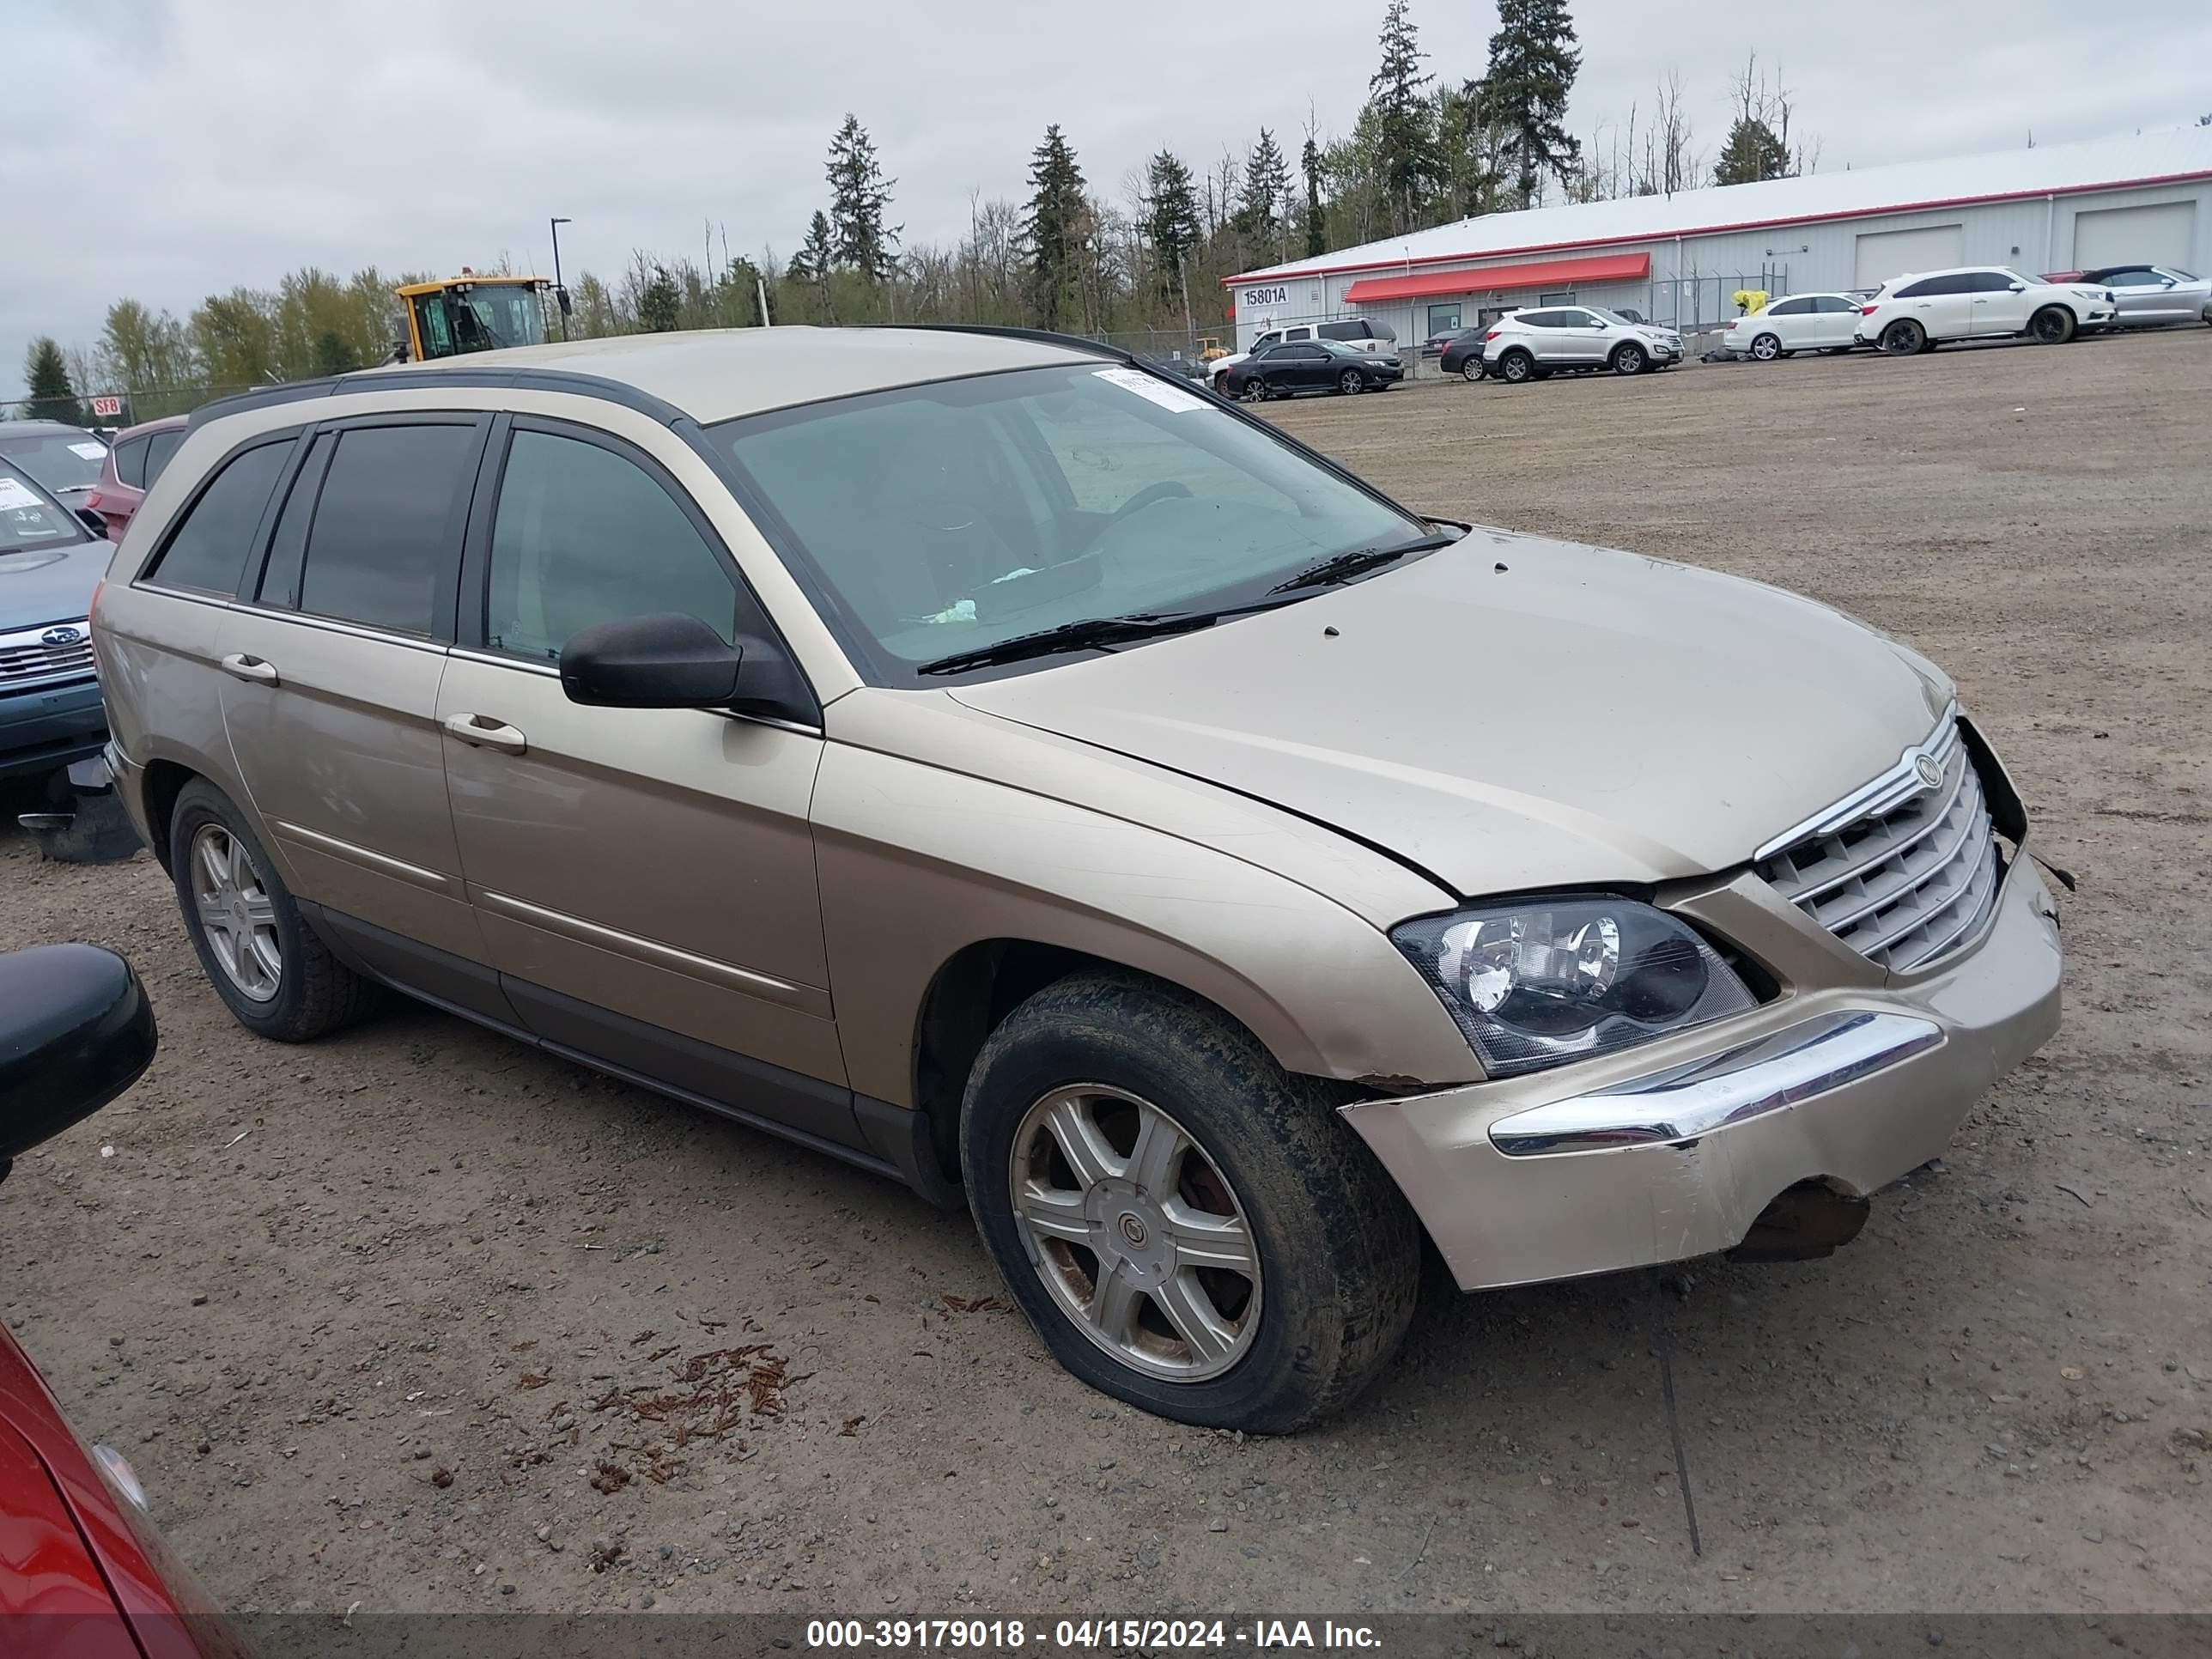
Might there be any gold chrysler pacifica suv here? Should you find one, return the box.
[94,326,2063,1431]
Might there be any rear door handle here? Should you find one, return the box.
[218,653,279,685]
[442,712,527,754]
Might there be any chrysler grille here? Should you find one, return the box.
[1757,714,2002,974]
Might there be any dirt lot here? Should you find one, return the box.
[5,328,2209,1621]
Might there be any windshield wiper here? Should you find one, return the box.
[1267,531,1457,595]
[914,611,1222,676]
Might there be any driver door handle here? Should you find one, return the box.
[218,653,279,685]
[442,713,528,754]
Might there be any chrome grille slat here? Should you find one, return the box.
[1778,750,1976,914]
[0,640,97,686]
[1756,713,2003,975]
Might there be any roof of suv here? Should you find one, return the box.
[353,326,1102,423]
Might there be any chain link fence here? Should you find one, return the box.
[3,385,265,428]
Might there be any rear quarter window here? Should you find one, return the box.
[112,437,149,489]
[143,441,293,595]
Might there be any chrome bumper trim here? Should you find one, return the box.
[1486,1010,1942,1157]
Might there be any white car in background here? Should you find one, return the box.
[1212,319,1396,391]
[1479,305,1684,381]
[1854,266,2117,355]
[1721,293,1867,360]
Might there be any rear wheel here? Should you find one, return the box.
[1237,379,1268,403]
[1338,368,1364,395]
[960,973,1421,1432]
[1495,349,1534,384]
[1611,342,1648,375]
[1879,319,1926,356]
[2031,305,2076,344]
[168,780,378,1042]
[1749,332,1781,362]
[1460,358,1485,382]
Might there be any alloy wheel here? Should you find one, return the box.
[189,823,282,1002]
[1751,333,1779,360]
[1009,1084,1262,1382]
[1339,370,1363,394]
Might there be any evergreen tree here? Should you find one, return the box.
[790,212,837,287]
[22,338,81,424]
[1712,116,1792,185]
[1142,150,1203,305]
[1301,132,1328,257]
[826,114,900,283]
[1480,0,1583,208]
[636,264,682,332]
[1365,0,1438,234]
[312,330,360,378]
[1239,129,1291,256]
[1023,125,1088,331]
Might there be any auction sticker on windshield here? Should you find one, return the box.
[70,442,108,460]
[0,477,47,513]
[1093,366,1206,413]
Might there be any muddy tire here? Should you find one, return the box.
[959,971,1421,1433]
[168,780,379,1042]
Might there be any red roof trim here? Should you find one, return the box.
[1222,167,2212,287]
[1342,251,1650,303]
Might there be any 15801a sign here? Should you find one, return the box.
[1242,285,1291,307]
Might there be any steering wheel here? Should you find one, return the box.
[1109,480,1192,522]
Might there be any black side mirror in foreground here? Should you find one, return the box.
[560,612,744,709]
[0,945,157,1185]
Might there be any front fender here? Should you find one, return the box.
[812,741,1481,1109]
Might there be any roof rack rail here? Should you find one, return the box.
[185,365,689,431]
[853,322,1133,364]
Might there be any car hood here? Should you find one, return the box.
[948,531,1954,895]
[0,538,111,628]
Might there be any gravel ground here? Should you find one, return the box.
[4,326,2209,1621]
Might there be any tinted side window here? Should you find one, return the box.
[113,437,149,489]
[144,428,185,486]
[296,423,477,637]
[1897,274,1968,298]
[1316,321,1368,341]
[1768,298,1810,316]
[255,432,336,610]
[1970,270,2017,292]
[485,428,737,662]
[145,441,290,596]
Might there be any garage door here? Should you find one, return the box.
[2073,201,2197,271]
[1855,224,1965,289]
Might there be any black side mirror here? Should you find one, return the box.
[0,945,157,1183]
[560,612,744,708]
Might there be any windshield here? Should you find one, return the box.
[0,458,93,550]
[414,284,547,358]
[0,428,107,494]
[714,362,1426,682]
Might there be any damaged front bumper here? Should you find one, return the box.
[1339,857,2063,1291]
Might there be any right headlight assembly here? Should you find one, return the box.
[1390,897,1756,1079]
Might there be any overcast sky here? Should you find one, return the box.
[8,0,2209,395]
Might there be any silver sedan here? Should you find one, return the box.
[2089,265,2211,327]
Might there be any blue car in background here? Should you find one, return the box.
[0,454,111,787]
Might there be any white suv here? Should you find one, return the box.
[1212,319,1396,390]
[1479,306,1684,382]
[1854,266,2117,354]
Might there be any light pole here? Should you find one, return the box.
[549,216,573,340]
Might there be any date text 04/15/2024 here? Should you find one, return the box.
[805,1619,1384,1650]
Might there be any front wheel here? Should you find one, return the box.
[1338,369,1364,395]
[960,973,1421,1432]
[2031,305,2076,344]
[1749,332,1781,362]
[1611,343,1647,375]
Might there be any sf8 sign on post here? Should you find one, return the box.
[90,395,125,419]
